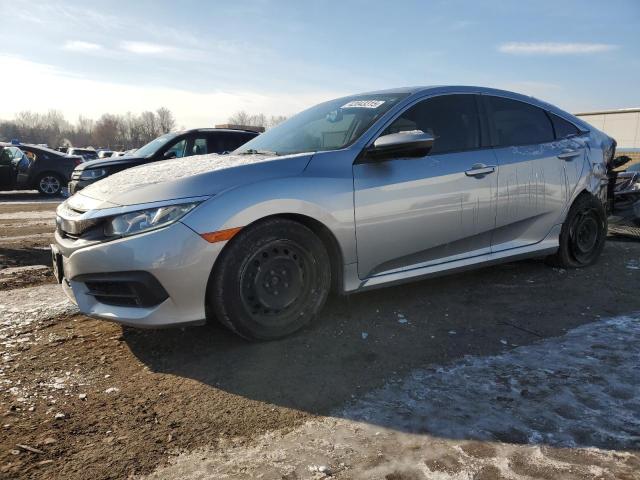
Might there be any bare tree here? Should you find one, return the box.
[71,116,94,147]
[228,111,253,126]
[0,107,176,149]
[93,114,121,148]
[156,107,176,133]
[139,111,159,142]
[268,115,288,128]
[227,111,288,129]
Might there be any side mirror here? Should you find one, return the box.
[363,130,434,162]
[163,151,177,160]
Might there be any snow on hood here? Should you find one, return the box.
[72,152,312,209]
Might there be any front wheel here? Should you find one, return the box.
[548,194,607,268]
[208,218,331,340]
[36,173,64,196]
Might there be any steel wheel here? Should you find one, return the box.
[209,218,331,340]
[569,209,599,263]
[240,240,313,324]
[548,194,606,268]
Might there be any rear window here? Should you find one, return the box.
[209,133,257,153]
[549,113,581,139]
[487,96,555,147]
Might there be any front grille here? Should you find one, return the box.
[57,202,99,236]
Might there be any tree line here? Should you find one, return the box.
[227,111,288,130]
[0,108,177,151]
[0,108,288,151]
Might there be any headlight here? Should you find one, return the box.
[79,168,107,180]
[104,202,200,238]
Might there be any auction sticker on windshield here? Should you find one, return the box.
[341,100,386,109]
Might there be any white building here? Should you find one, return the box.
[575,108,640,149]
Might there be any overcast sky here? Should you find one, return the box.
[1,0,638,128]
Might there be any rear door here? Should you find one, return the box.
[484,95,581,251]
[548,112,587,196]
[353,93,498,278]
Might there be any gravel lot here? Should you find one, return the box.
[1,193,639,480]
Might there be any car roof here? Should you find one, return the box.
[177,128,260,135]
[19,143,71,155]
[355,85,587,129]
[359,85,545,99]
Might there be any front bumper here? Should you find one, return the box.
[55,221,225,327]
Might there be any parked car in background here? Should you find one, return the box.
[67,147,99,161]
[68,128,259,193]
[97,150,114,159]
[54,86,616,340]
[0,143,83,195]
[614,162,640,201]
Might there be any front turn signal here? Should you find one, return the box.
[200,227,242,243]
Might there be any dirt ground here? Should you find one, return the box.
[1,194,639,479]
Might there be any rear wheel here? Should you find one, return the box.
[209,218,331,340]
[36,173,63,196]
[548,194,607,268]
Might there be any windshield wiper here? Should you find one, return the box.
[239,148,278,156]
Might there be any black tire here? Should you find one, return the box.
[36,173,64,196]
[548,194,607,268]
[208,218,331,340]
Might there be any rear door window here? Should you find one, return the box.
[208,133,255,153]
[222,133,252,152]
[486,96,555,147]
[191,137,208,156]
[382,94,481,155]
[549,113,581,139]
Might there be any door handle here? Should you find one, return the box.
[557,149,581,160]
[465,163,496,177]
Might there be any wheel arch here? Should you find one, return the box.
[31,170,65,188]
[30,169,69,190]
[208,213,344,296]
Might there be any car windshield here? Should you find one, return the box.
[135,132,179,158]
[234,93,409,156]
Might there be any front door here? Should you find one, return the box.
[0,147,16,189]
[353,94,498,278]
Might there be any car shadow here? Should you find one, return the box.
[124,244,639,451]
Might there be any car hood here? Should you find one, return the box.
[67,152,313,210]
[75,155,146,170]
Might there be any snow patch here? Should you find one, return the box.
[145,315,640,479]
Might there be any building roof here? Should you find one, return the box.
[575,108,640,116]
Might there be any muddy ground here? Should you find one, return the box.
[0,194,639,479]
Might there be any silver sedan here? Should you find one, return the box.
[53,86,616,340]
